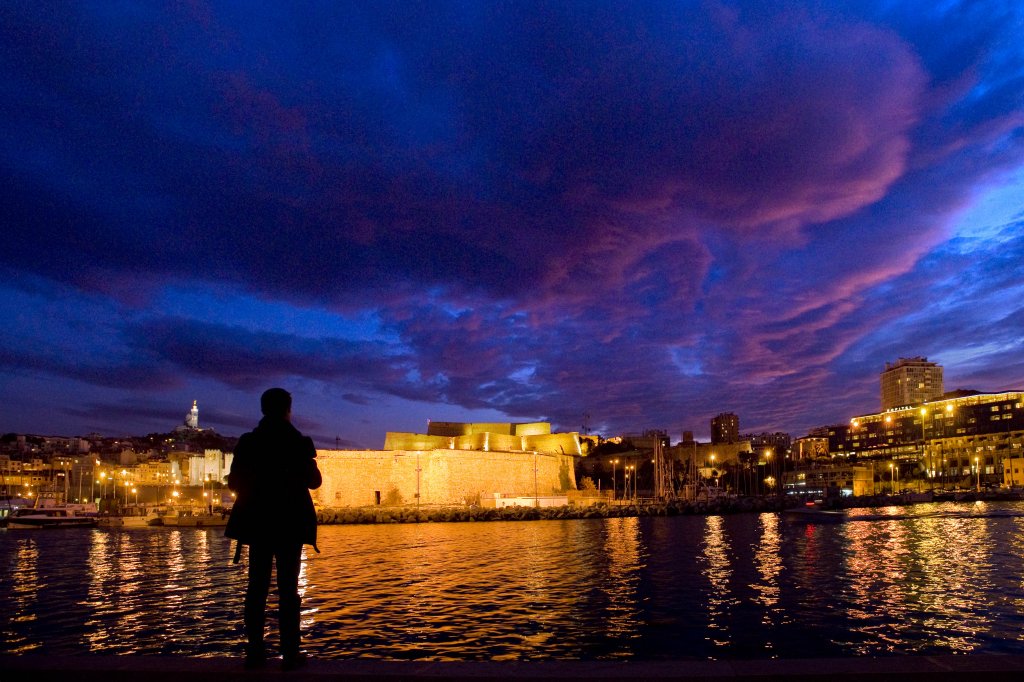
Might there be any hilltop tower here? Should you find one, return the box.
[185,400,199,429]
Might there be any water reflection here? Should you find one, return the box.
[601,517,642,646]
[7,540,40,652]
[752,512,783,642]
[5,503,1024,660]
[700,515,734,649]
[838,503,1006,655]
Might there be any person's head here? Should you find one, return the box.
[260,388,292,420]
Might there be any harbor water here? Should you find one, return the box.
[2,501,1024,660]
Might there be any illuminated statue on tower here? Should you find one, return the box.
[186,400,199,429]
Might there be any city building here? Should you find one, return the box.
[318,421,580,508]
[711,413,739,444]
[385,421,582,456]
[880,357,944,410]
[1004,457,1024,488]
[792,435,829,461]
[835,390,1024,487]
[744,432,791,457]
[783,464,873,497]
[667,440,753,468]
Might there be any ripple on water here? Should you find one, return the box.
[4,504,1024,659]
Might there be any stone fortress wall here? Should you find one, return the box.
[315,421,582,508]
[313,448,577,507]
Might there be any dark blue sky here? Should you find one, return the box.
[2,1,1022,448]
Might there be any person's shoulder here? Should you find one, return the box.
[234,430,258,451]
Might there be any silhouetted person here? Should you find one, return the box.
[226,388,322,671]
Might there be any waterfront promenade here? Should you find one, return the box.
[5,654,1024,681]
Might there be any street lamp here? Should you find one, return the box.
[710,454,717,487]
[889,462,895,494]
[920,408,930,491]
[975,456,981,492]
[612,458,619,502]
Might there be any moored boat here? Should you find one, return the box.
[782,502,847,523]
[6,504,99,529]
[97,505,163,528]
[160,507,229,527]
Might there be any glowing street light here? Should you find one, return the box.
[975,456,981,492]
[612,458,619,501]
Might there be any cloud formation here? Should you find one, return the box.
[1,1,1022,446]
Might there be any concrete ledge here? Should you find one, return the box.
[4,655,1024,682]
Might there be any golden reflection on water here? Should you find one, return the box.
[700,515,734,648]
[6,504,1024,660]
[752,512,783,639]
[76,528,242,655]
[84,529,113,652]
[6,540,40,653]
[301,519,647,660]
[839,503,1001,654]
[601,517,642,647]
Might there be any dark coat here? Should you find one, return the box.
[225,417,322,549]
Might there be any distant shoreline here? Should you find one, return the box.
[315,491,1023,525]
[317,496,790,524]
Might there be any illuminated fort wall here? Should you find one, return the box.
[313,448,578,508]
[382,429,582,456]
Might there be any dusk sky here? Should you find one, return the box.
[2,2,1023,448]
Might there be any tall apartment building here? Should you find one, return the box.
[711,412,739,444]
[880,357,944,410]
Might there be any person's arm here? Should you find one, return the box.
[303,436,322,490]
[227,434,255,494]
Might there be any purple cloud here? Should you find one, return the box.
[1,1,1022,444]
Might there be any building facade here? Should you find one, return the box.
[783,464,873,497]
[314,448,576,507]
[318,422,580,508]
[827,391,1024,487]
[880,357,944,410]
[711,413,739,444]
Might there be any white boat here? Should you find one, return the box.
[6,504,99,529]
[97,505,163,528]
[160,508,229,527]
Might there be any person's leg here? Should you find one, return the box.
[275,543,304,665]
[244,544,273,664]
